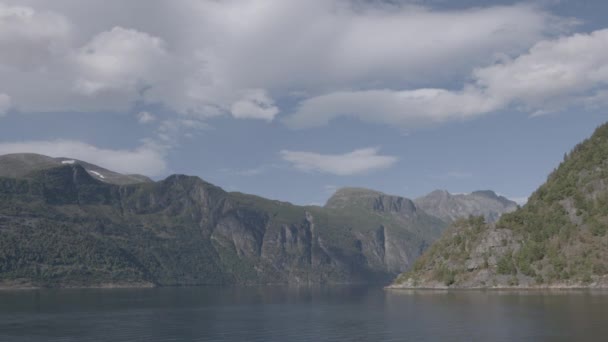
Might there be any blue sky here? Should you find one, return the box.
[0,0,607,205]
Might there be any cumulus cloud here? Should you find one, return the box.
[287,29,608,128]
[0,94,10,116]
[0,140,167,176]
[280,147,397,176]
[137,111,156,124]
[473,29,608,112]
[0,1,568,124]
[72,27,168,96]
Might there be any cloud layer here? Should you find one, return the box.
[0,1,569,126]
[280,147,397,176]
[287,29,608,128]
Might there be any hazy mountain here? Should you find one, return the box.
[0,153,152,185]
[0,157,447,288]
[414,189,518,223]
[390,123,608,289]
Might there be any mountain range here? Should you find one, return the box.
[0,153,515,288]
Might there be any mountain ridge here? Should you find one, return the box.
[0,160,446,288]
[0,153,152,185]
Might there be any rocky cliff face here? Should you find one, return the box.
[0,161,446,288]
[324,187,447,274]
[414,189,517,223]
[391,123,608,289]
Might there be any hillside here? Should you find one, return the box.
[0,156,447,288]
[390,123,608,289]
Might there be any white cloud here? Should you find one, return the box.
[287,29,608,128]
[0,140,167,176]
[0,94,10,116]
[181,1,559,92]
[0,1,567,124]
[0,2,71,69]
[73,27,168,96]
[473,29,608,113]
[285,88,500,128]
[230,89,279,121]
[280,147,397,176]
[137,111,156,124]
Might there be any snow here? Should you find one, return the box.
[61,160,75,164]
[88,170,105,179]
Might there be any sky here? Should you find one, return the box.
[0,0,607,206]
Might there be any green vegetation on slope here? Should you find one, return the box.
[393,123,608,288]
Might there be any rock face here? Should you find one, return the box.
[414,189,517,223]
[324,188,447,274]
[0,160,447,288]
[390,123,608,289]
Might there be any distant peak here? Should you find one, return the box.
[325,186,417,216]
[332,187,384,196]
[429,189,450,195]
[422,189,452,200]
[471,190,499,198]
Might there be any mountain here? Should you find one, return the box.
[0,153,152,185]
[390,123,608,289]
[0,157,447,288]
[324,187,448,272]
[414,190,518,223]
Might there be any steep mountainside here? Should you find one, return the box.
[391,123,608,289]
[324,187,448,272]
[414,190,517,223]
[0,159,446,288]
[0,153,151,185]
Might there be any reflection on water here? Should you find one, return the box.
[1,286,607,341]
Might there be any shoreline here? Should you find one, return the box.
[386,284,608,291]
[0,282,156,291]
[0,281,389,291]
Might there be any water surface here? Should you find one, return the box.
[1,286,607,341]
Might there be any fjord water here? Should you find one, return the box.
[1,287,607,341]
